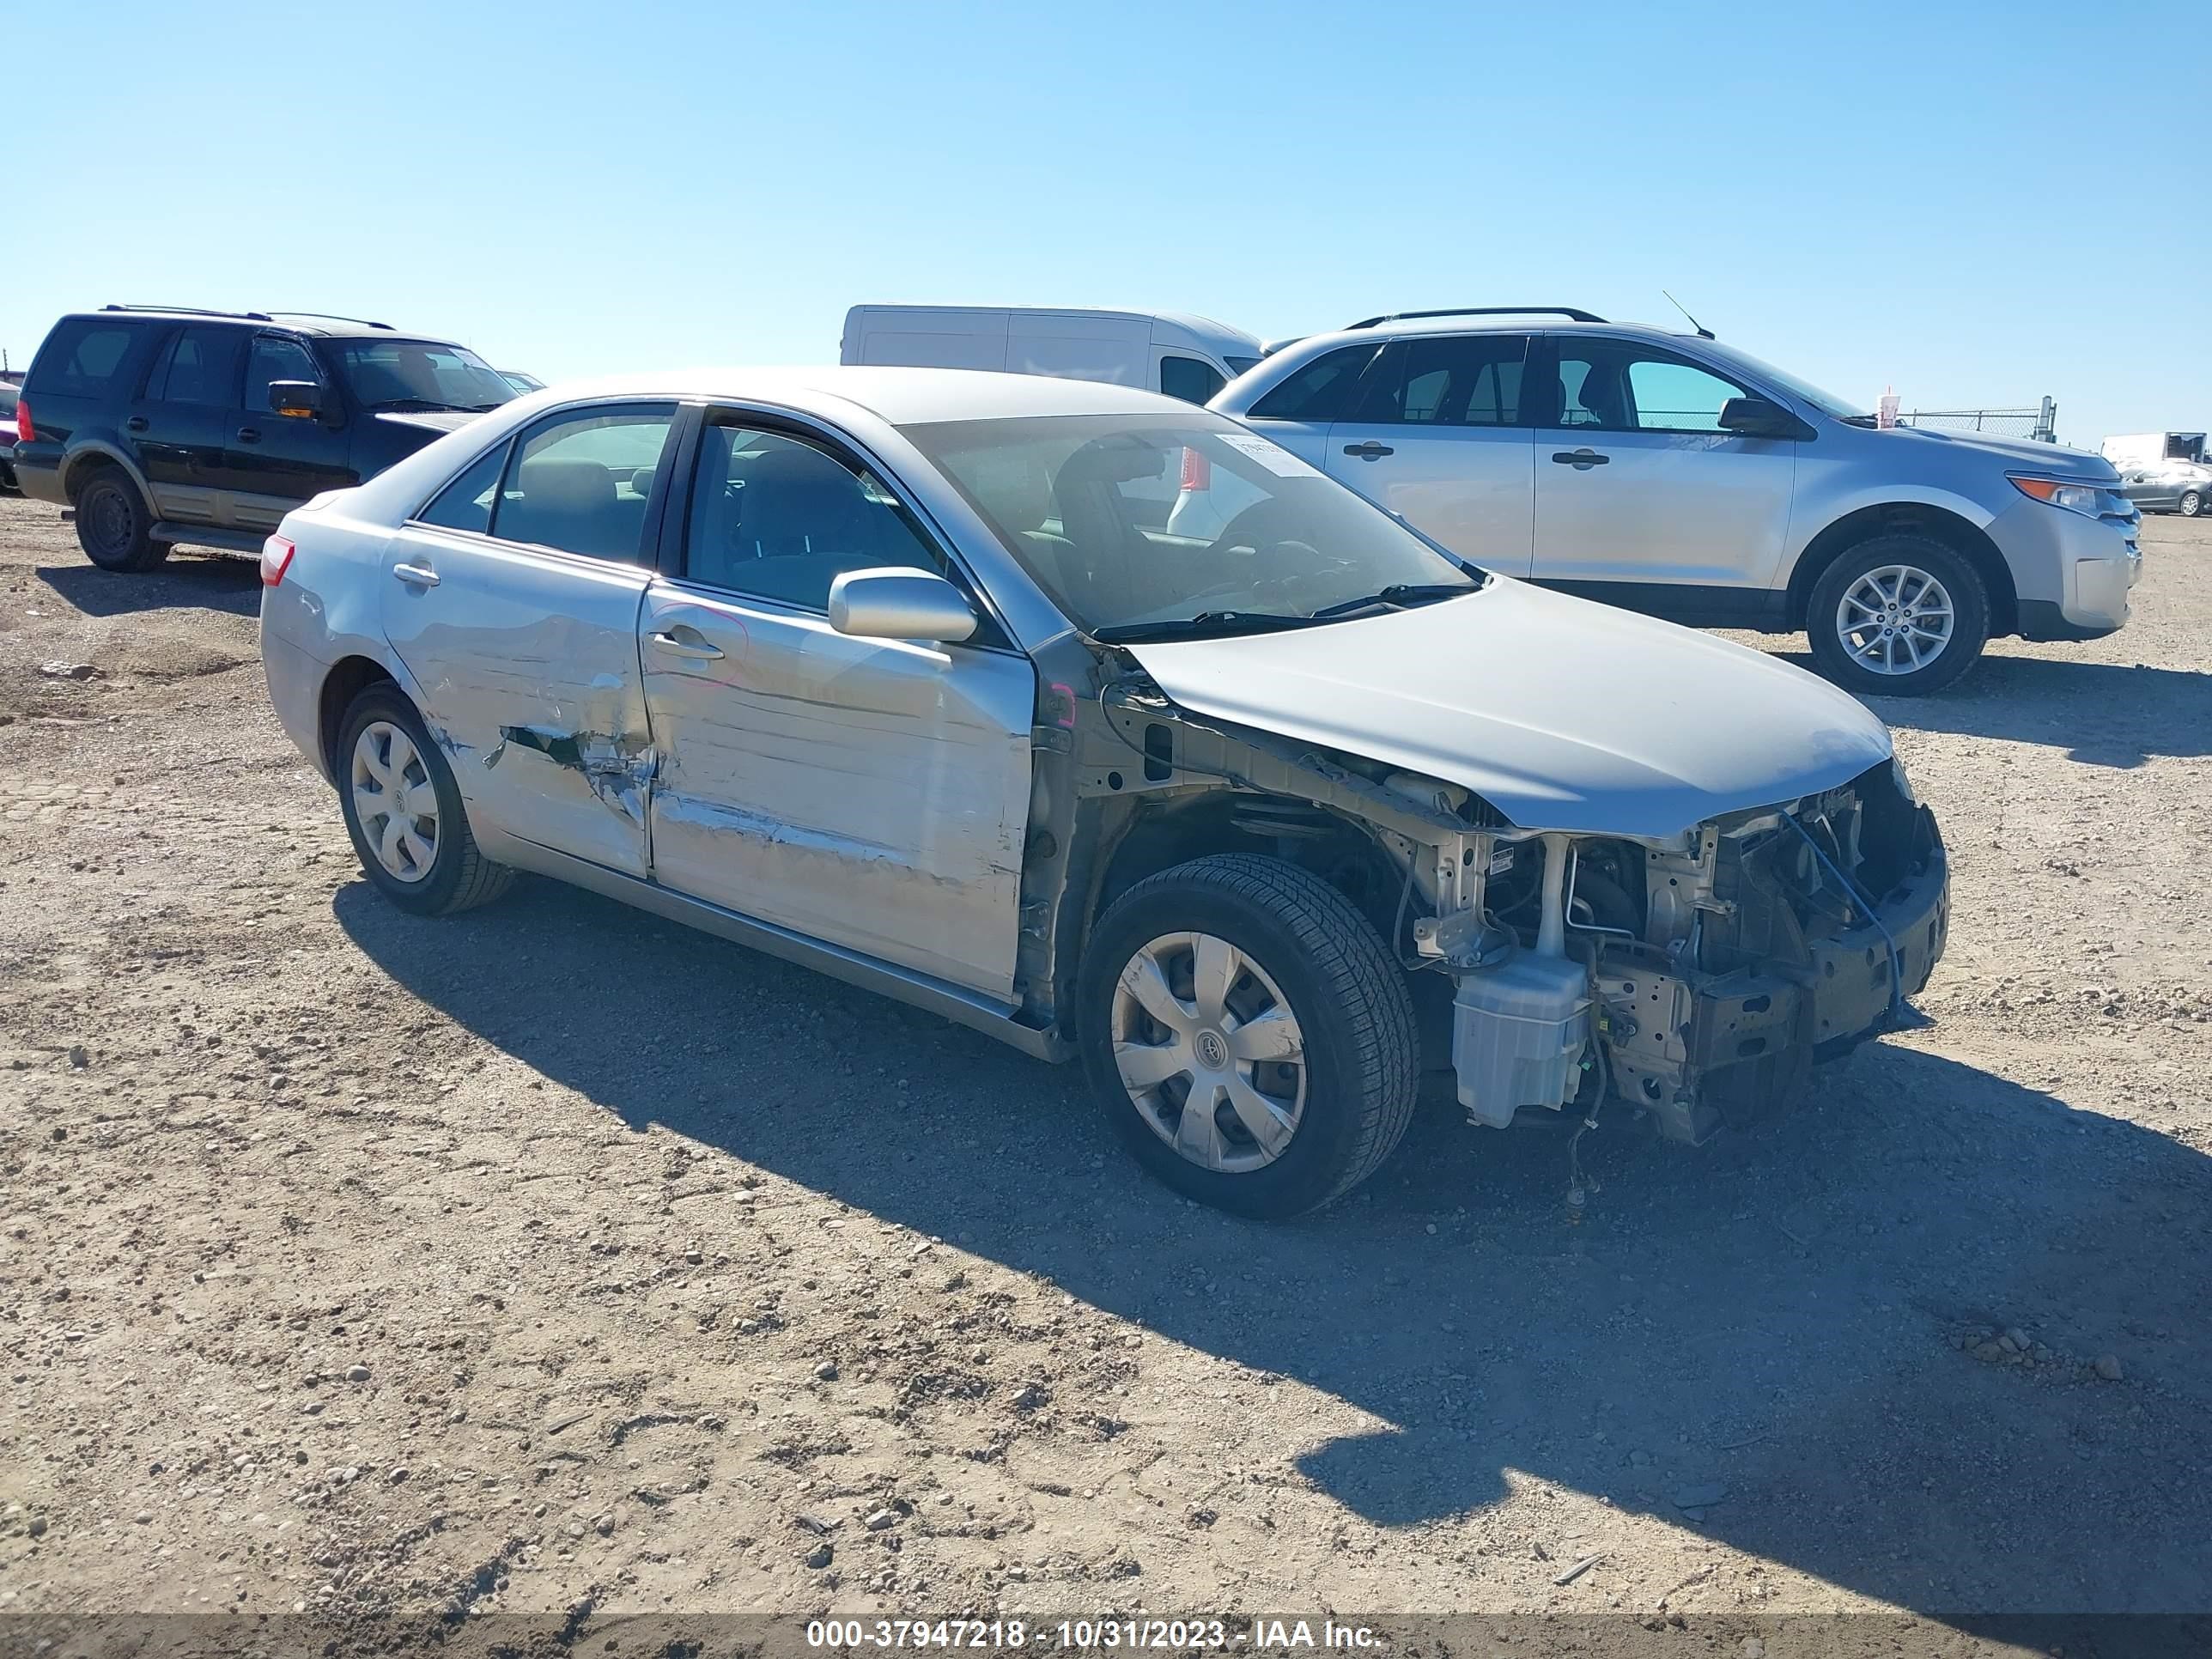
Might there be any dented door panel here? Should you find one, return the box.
[640,582,1035,1000]
[380,526,655,877]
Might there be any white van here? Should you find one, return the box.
[839,306,1264,405]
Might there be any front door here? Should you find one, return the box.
[379,401,681,877]
[641,414,1034,1000]
[223,332,357,532]
[1529,337,1799,606]
[1320,333,1536,576]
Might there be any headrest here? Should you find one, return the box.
[514,459,613,515]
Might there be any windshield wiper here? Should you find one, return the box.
[1309,580,1482,620]
[368,398,467,413]
[1091,611,1324,645]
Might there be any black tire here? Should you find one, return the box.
[1805,533,1989,697]
[334,684,514,916]
[73,466,173,573]
[2181,489,2203,519]
[1078,854,1418,1219]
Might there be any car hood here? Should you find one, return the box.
[1888,425,2118,480]
[371,410,486,437]
[1123,579,1893,839]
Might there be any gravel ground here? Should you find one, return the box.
[2,494,2208,1650]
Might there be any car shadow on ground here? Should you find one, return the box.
[337,878,2212,1624]
[36,554,261,621]
[1761,649,2212,766]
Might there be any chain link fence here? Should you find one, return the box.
[1896,397,2058,443]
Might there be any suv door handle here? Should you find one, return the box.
[649,629,724,661]
[125,416,149,432]
[391,562,441,587]
[1342,441,1395,460]
[236,426,262,444]
[1552,448,1609,468]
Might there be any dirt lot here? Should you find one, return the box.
[2,493,2209,1650]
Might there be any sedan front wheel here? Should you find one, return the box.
[1079,854,1416,1218]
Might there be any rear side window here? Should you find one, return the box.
[1158,356,1225,405]
[490,405,678,562]
[246,337,325,412]
[1246,344,1377,422]
[416,441,511,534]
[145,328,236,406]
[681,423,945,611]
[32,321,138,397]
[1353,335,1528,426]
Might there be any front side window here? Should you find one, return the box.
[1354,335,1528,426]
[682,425,944,611]
[145,328,234,406]
[1158,356,1226,405]
[333,339,514,414]
[1245,343,1378,422]
[901,412,1482,639]
[33,322,138,396]
[246,336,324,412]
[491,405,678,562]
[1549,343,1753,434]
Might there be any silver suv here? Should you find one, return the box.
[260,368,1947,1218]
[1212,307,2141,695]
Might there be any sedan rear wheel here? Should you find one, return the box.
[2183,489,2204,519]
[334,684,513,915]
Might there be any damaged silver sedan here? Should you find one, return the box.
[260,368,1948,1218]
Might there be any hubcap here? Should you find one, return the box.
[1837,564,1954,677]
[350,720,440,883]
[1110,931,1306,1174]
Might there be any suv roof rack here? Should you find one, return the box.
[264,311,394,331]
[1344,306,1608,329]
[102,304,274,321]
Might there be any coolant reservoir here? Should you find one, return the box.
[1453,952,1592,1128]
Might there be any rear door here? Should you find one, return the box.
[1321,333,1536,576]
[639,410,1034,999]
[130,325,239,525]
[1529,337,1798,605]
[222,333,356,531]
[379,401,681,877]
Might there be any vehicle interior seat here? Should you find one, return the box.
[503,459,649,561]
[692,441,929,610]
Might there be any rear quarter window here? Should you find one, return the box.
[30,321,143,398]
[1246,343,1379,422]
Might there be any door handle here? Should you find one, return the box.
[1552,448,1609,468]
[1342,441,1395,460]
[649,629,724,661]
[391,562,440,587]
[125,416,149,432]
[236,427,262,443]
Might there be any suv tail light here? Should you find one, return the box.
[1179,446,1211,492]
[260,534,296,587]
[13,396,30,444]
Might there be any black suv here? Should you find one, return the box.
[12,307,517,572]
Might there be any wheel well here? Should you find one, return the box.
[1786,503,2018,637]
[63,453,137,505]
[318,656,398,775]
[1091,793,1405,950]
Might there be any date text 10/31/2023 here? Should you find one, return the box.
[805,1620,1382,1650]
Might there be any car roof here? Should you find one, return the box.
[70,307,440,339]
[527,365,1205,424]
[1329,314,1695,345]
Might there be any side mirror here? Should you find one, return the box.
[268,380,324,419]
[828,568,978,643]
[1717,395,1809,441]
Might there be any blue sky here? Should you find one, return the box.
[8,1,2206,448]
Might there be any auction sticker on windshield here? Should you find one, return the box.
[1218,432,1323,478]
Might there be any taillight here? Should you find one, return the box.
[260,534,295,587]
[1179,446,1211,492]
[12,396,30,444]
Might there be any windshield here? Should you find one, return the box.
[333,339,516,412]
[900,412,1483,638]
[1701,343,1870,422]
